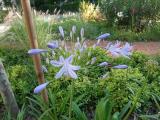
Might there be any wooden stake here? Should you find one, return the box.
[20,0,48,102]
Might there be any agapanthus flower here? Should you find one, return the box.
[119,42,133,58]
[59,26,64,38]
[47,41,58,49]
[93,39,101,48]
[28,49,47,55]
[96,33,110,40]
[112,65,128,69]
[75,39,87,52]
[99,62,109,66]
[75,37,81,50]
[105,42,121,56]
[105,41,133,58]
[34,82,49,94]
[50,55,80,79]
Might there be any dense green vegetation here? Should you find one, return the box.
[0,45,160,119]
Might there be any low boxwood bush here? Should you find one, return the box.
[0,48,36,106]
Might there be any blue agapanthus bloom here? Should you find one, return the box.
[50,55,80,79]
[105,41,121,56]
[34,82,49,94]
[112,65,128,69]
[75,39,87,52]
[119,42,133,58]
[47,41,58,49]
[96,33,110,40]
[105,41,133,58]
[28,49,47,55]
[98,62,109,66]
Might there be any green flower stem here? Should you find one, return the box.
[123,88,141,120]
[69,80,73,120]
[123,103,136,120]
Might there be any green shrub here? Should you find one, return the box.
[129,52,149,68]
[100,68,149,111]
[100,0,160,31]
[143,60,160,82]
[0,48,36,106]
[140,23,160,41]
[45,47,111,108]
[8,65,36,105]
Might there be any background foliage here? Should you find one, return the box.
[100,0,160,32]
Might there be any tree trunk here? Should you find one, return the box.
[0,61,19,118]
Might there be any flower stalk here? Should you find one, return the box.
[69,80,74,119]
[21,0,48,102]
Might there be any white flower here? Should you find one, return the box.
[117,12,123,17]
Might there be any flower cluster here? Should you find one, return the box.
[27,26,132,94]
[50,55,80,79]
[105,41,133,58]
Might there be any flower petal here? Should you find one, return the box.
[50,60,63,67]
[68,68,78,79]
[55,66,65,79]
[112,65,128,69]
[34,82,49,94]
[99,62,109,66]
[69,65,80,70]
[96,33,110,40]
[66,55,74,63]
[28,49,47,55]
[47,41,58,49]
[59,56,65,63]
